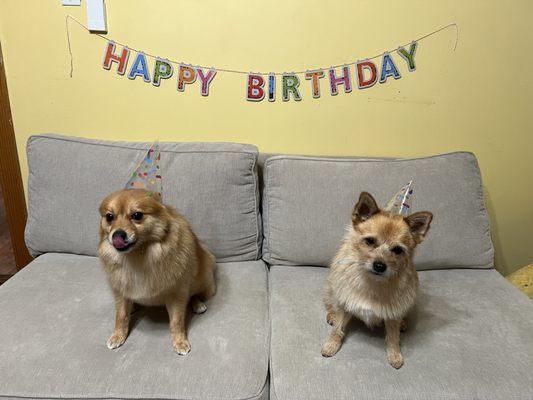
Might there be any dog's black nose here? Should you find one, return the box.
[112,229,127,240]
[372,261,387,274]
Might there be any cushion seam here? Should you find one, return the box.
[263,151,477,164]
[251,153,261,261]
[28,135,258,156]
[25,142,41,257]
[470,156,495,268]
[265,162,275,264]
[267,268,279,400]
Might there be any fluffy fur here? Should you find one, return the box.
[97,189,216,355]
[321,191,432,368]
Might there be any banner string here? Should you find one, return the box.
[66,14,458,78]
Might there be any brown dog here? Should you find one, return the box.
[97,189,216,355]
[322,192,432,368]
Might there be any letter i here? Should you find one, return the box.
[268,74,275,102]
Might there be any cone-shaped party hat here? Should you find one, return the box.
[384,180,413,216]
[125,142,162,200]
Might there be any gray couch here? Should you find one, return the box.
[0,134,531,400]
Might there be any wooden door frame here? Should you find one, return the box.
[0,40,32,271]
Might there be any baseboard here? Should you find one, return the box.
[0,274,12,285]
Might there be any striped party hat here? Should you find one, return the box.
[384,180,413,216]
[125,142,162,200]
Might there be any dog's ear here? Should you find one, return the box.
[98,197,110,216]
[352,192,380,226]
[405,211,433,244]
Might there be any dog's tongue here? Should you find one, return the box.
[112,236,127,249]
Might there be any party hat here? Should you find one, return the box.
[384,180,413,216]
[125,142,162,200]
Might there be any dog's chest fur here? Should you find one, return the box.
[112,258,156,302]
[100,242,189,305]
[330,262,418,325]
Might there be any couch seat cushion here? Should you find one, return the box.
[269,265,533,400]
[0,254,269,400]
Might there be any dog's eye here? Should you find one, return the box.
[131,212,143,221]
[391,246,404,255]
[105,213,114,222]
[363,237,376,246]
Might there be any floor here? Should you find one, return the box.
[507,264,533,299]
[0,185,16,285]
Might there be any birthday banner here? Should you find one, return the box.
[66,16,458,102]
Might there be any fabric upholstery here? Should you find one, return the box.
[25,134,261,262]
[0,254,269,400]
[269,265,533,400]
[262,152,494,269]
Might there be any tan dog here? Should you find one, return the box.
[322,192,432,368]
[97,189,216,355]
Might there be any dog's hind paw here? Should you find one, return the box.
[191,298,207,314]
[173,339,191,355]
[106,332,127,350]
[387,352,404,369]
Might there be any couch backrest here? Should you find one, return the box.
[261,152,494,270]
[25,135,261,262]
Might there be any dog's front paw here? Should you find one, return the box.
[321,340,341,357]
[106,332,127,350]
[173,339,191,355]
[387,352,404,369]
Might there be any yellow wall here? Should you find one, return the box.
[0,1,531,275]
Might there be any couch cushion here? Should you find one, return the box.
[0,254,269,400]
[25,134,261,262]
[262,152,494,269]
[269,265,533,400]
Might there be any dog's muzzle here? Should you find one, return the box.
[111,229,135,252]
[371,261,387,275]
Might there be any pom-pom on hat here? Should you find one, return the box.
[125,142,162,200]
[384,180,413,216]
